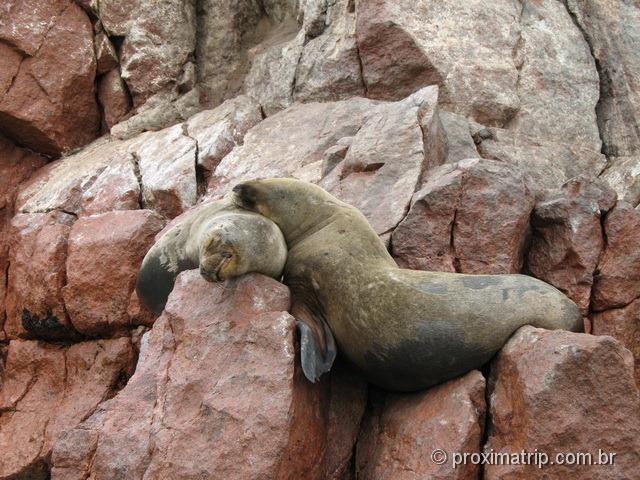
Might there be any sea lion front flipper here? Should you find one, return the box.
[296,320,336,382]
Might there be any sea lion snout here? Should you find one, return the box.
[232,183,258,211]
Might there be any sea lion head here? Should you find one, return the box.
[198,212,287,282]
[232,178,338,245]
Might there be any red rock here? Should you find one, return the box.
[355,0,441,102]
[128,125,198,218]
[600,155,640,206]
[94,32,118,75]
[485,326,640,479]
[393,159,534,274]
[63,210,164,336]
[98,68,132,130]
[591,299,640,387]
[473,126,607,199]
[355,0,521,126]
[52,272,366,479]
[16,138,134,215]
[356,371,486,480]
[98,0,196,108]
[78,149,140,216]
[185,95,262,175]
[321,86,446,235]
[527,177,617,314]
[0,136,47,335]
[0,0,69,56]
[0,2,99,156]
[592,202,640,311]
[126,290,157,328]
[0,337,135,480]
[5,212,77,340]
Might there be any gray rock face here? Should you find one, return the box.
[209,87,446,236]
[564,0,640,157]
[98,0,197,108]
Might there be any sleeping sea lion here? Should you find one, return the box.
[136,199,287,314]
[231,178,582,392]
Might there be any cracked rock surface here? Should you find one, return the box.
[2,0,640,478]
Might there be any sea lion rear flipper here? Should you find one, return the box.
[296,320,336,382]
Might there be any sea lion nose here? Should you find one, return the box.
[232,184,244,195]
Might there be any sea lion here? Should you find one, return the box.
[232,178,583,392]
[136,199,287,314]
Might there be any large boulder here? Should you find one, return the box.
[211,87,446,237]
[15,138,140,216]
[392,159,534,273]
[485,326,640,479]
[527,177,617,314]
[472,126,607,198]
[5,212,77,340]
[126,125,198,218]
[0,0,100,156]
[357,371,486,480]
[592,202,640,310]
[52,271,367,480]
[0,136,46,337]
[591,299,640,388]
[355,0,600,151]
[96,0,197,108]
[62,210,165,336]
[0,337,135,480]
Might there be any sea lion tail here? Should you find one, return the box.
[532,296,584,333]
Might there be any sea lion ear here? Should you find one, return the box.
[296,320,337,382]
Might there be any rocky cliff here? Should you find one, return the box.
[1,1,639,479]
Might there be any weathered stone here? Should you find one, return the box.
[128,124,198,218]
[564,0,640,156]
[0,136,47,336]
[94,32,118,75]
[110,88,201,140]
[591,299,640,387]
[527,177,617,314]
[506,0,601,151]
[16,137,136,215]
[52,271,365,479]
[322,86,445,235]
[356,0,520,126]
[600,155,640,207]
[393,159,534,274]
[63,210,164,336]
[0,1,70,56]
[0,338,135,480]
[78,150,140,216]
[196,0,296,107]
[212,88,445,237]
[98,68,131,130]
[185,95,262,174]
[244,30,306,115]
[357,371,486,480]
[0,2,99,156]
[97,0,197,108]
[592,202,640,310]
[485,326,640,479]
[5,212,77,340]
[439,112,479,164]
[209,96,377,195]
[293,0,365,103]
[473,127,607,198]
